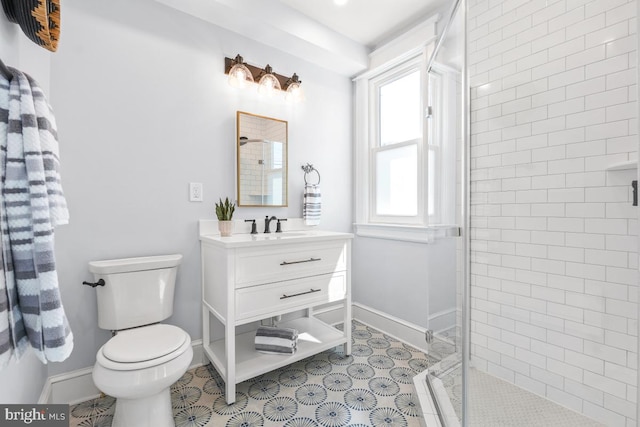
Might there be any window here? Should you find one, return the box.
[372,67,422,222]
[365,56,430,228]
[354,43,457,242]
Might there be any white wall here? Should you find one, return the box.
[468,0,638,424]
[0,12,51,405]
[353,236,457,330]
[0,0,353,385]
[350,1,459,336]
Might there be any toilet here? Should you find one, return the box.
[89,254,193,427]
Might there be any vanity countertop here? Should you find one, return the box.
[200,230,353,249]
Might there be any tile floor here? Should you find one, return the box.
[70,321,431,426]
[431,364,606,427]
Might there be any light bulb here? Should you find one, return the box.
[285,73,304,102]
[285,82,305,102]
[227,55,254,89]
[257,65,281,96]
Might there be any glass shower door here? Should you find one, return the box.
[424,0,466,425]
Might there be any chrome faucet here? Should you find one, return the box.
[264,216,277,233]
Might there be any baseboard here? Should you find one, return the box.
[314,302,429,353]
[40,339,204,405]
[352,303,429,353]
[313,304,346,325]
[40,367,99,406]
[428,308,457,335]
[42,305,430,405]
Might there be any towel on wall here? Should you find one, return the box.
[303,184,321,226]
[0,68,73,367]
[255,326,298,355]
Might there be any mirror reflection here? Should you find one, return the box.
[236,111,288,207]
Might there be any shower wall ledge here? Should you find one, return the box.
[606,159,638,171]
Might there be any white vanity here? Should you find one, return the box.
[199,220,352,404]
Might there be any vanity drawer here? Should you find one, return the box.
[235,241,347,288]
[235,271,347,322]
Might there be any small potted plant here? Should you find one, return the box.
[215,197,235,237]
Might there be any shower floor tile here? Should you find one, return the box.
[436,365,607,427]
[69,320,430,427]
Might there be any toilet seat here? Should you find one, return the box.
[97,324,190,371]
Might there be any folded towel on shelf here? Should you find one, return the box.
[303,184,321,226]
[255,326,298,355]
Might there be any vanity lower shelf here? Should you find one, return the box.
[204,316,347,384]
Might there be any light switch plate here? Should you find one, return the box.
[189,182,203,202]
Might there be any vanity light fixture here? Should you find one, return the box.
[284,73,305,103]
[224,54,304,102]
[257,64,281,96]
[227,54,254,89]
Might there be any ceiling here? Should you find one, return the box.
[154,0,449,76]
[277,0,447,49]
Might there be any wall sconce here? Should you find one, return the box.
[224,54,304,102]
[284,73,305,103]
[257,64,281,96]
[227,55,254,89]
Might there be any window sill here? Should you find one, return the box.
[353,223,460,243]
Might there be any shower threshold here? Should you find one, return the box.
[413,352,462,427]
[415,362,609,427]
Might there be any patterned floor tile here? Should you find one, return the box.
[69,321,428,427]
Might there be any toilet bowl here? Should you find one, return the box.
[92,324,193,427]
[87,254,190,427]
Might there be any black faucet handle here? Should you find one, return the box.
[244,219,257,234]
[276,218,288,233]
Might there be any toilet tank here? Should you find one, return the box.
[89,254,183,331]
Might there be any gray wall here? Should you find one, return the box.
[0,0,456,403]
[1,0,353,385]
[353,236,457,329]
[0,13,50,404]
[351,0,459,332]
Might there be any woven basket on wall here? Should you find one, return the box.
[1,0,60,52]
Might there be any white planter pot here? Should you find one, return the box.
[218,220,234,237]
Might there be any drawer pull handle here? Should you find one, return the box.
[280,288,321,299]
[280,257,321,266]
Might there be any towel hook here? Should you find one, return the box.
[0,58,13,80]
[302,163,320,185]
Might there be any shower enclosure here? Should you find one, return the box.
[424,0,467,425]
[426,0,638,425]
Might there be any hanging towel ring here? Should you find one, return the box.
[302,163,321,185]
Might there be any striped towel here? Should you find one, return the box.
[255,326,298,355]
[0,68,73,367]
[303,184,321,226]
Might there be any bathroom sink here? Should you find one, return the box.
[200,229,352,248]
[263,232,309,238]
[242,231,316,242]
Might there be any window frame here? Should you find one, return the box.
[368,59,426,225]
[354,42,459,243]
[353,16,445,243]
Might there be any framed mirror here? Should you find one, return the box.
[236,111,288,207]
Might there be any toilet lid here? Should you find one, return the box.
[103,324,188,363]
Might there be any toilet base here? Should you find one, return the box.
[93,332,193,427]
[111,388,173,427]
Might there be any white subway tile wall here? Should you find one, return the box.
[468,0,637,425]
